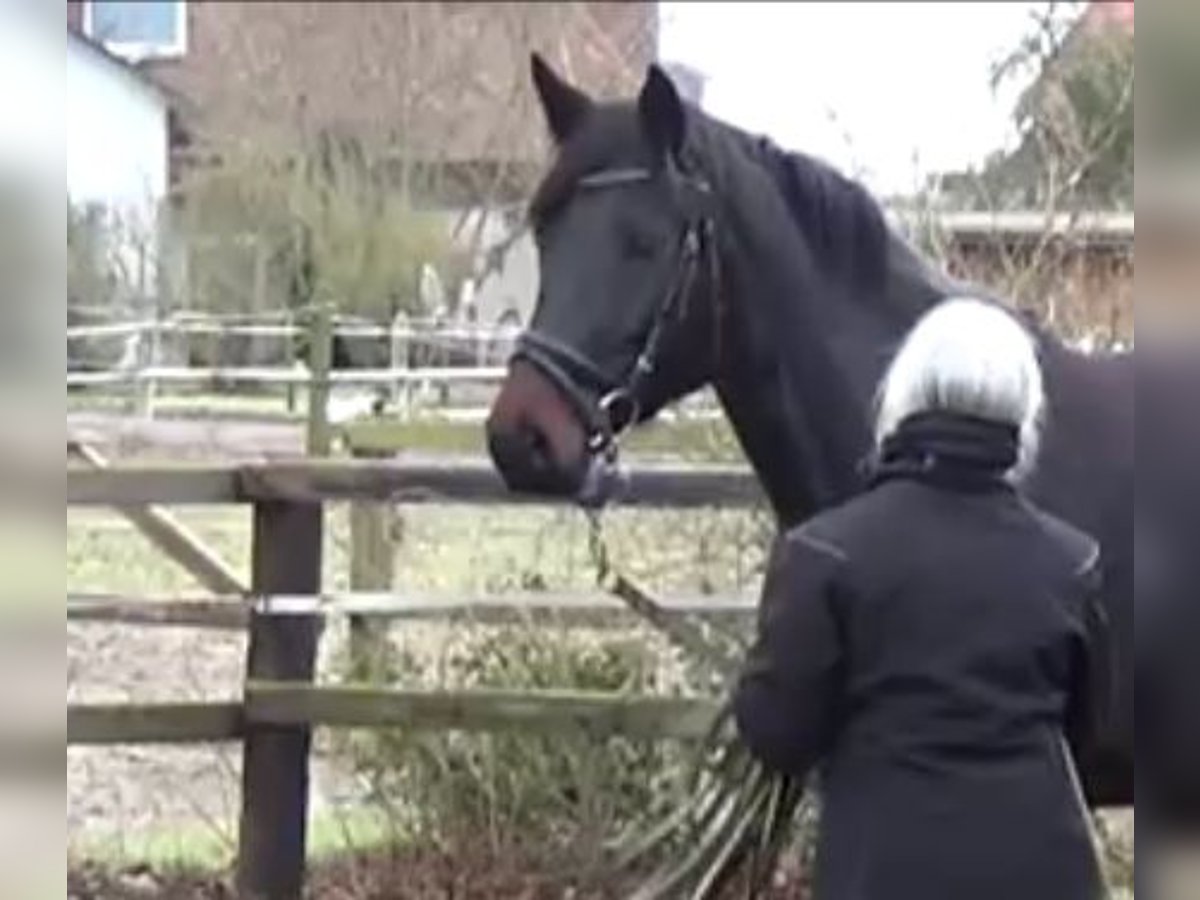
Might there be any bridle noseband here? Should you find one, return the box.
[512,161,719,506]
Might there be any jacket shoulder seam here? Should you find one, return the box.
[1019,499,1100,579]
[786,527,850,563]
[1075,540,1101,578]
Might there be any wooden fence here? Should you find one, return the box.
[67,312,515,432]
[67,458,763,899]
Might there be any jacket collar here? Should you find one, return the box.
[866,411,1019,493]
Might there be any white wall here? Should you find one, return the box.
[442,206,538,329]
[66,35,168,244]
[472,231,537,328]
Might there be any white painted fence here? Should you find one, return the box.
[66,312,723,424]
[67,312,1123,424]
[67,313,517,420]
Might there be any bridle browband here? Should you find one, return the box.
[511,160,719,505]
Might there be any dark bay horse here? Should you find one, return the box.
[487,56,1199,821]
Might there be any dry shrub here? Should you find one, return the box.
[337,624,693,885]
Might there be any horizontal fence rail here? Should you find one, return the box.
[249,685,721,739]
[68,590,758,630]
[67,364,508,388]
[67,316,513,342]
[67,458,762,508]
[68,686,723,746]
[67,315,524,429]
[68,701,245,745]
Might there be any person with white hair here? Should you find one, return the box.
[734,297,1113,900]
[873,296,1045,481]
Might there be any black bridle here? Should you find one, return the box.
[512,162,719,506]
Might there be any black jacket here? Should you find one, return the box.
[734,415,1112,900]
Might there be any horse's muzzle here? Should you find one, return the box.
[486,419,584,498]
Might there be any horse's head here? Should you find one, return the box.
[487,55,719,505]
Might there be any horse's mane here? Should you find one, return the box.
[698,118,892,292]
[762,142,890,288]
[697,115,1091,359]
[528,102,892,296]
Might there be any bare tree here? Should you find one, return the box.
[163,2,657,323]
[921,2,1133,345]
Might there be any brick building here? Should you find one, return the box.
[68,1,657,202]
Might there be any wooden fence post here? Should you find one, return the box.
[250,236,269,368]
[389,310,411,417]
[135,310,160,420]
[347,446,395,679]
[284,310,297,415]
[236,500,323,900]
[306,302,334,456]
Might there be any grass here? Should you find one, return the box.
[341,415,742,462]
[68,388,744,461]
[68,389,305,421]
[73,804,397,874]
[63,404,758,601]
[66,502,769,599]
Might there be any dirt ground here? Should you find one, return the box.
[68,411,306,462]
[67,619,369,849]
[68,849,819,900]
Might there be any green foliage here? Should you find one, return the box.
[339,626,691,876]
[173,135,456,321]
[1019,25,1134,208]
[940,5,1133,210]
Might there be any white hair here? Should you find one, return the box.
[875,297,1045,479]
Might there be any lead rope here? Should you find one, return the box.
[585,508,737,680]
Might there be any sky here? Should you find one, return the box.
[658,1,1053,198]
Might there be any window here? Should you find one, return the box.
[82,1,186,61]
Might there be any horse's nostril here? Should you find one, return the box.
[487,409,585,498]
[521,423,553,469]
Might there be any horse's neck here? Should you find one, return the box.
[713,214,951,526]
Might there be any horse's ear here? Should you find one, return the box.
[638,64,686,158]
[530,52,592,144]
